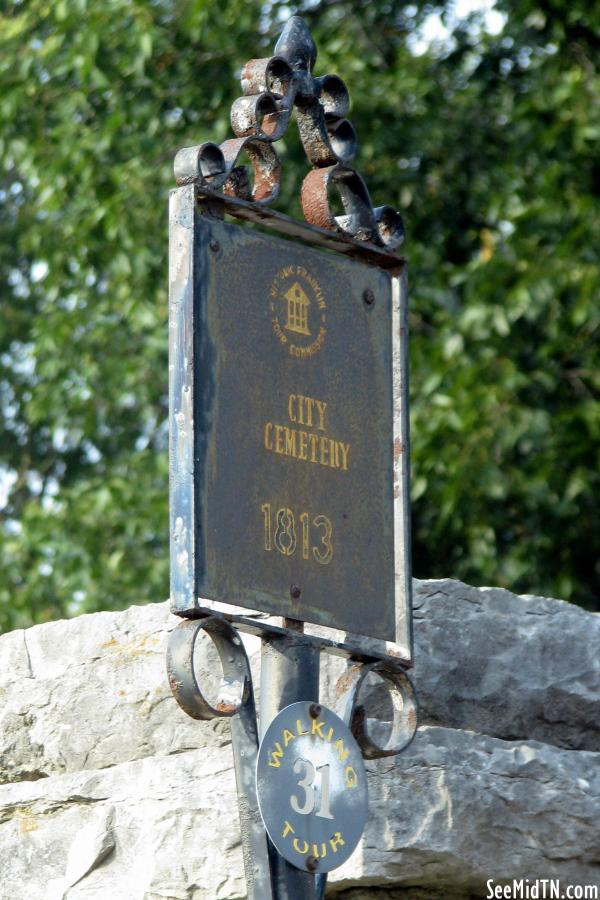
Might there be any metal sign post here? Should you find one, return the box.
[166,17,418,899]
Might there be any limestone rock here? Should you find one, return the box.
[337,726,600,890]
[0,602,235,783]
[1,581,599,898]
[0,728,597,900]
[1,580,599,786]
[412,579,600,750]
[0,747,244,900]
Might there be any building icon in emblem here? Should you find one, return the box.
[284,282,311,336]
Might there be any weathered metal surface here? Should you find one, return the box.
[173,16,404,250]
[334,661,418,759]
[169,188,412,650]
[196,185,405,271]
[166,618,274,900]
[165,603,407,665]
[260,631,324,898]
[256,702,368,874]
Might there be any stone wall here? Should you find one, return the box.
[0,579,598,899]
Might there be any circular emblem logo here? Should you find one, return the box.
[256,701,368,874]
[270,265,327,359]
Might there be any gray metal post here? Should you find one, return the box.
[260,625,321,899]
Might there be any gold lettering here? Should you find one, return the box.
[259,502,333,565]
[312,514,333,565]
[329,439,336,468]
[284,427,297,458]
[325,727,334,742]
[312,843,327,859]
[296,719,309,736]
[298,430,308,460]
[319,437,329,467]
[311,718,325,739]
[288,394,297,423]
[315,400,327,431]
[263,396,349,472]
[293,838,309,855]
[345,766,358,788]
[305,397,314,427]
[283,728,295,747]
[274,425,284,454]
[272,320,288,345]
[264,422,273,451]
[282,820,295,839]
[334,738,350,764]
[268,742,284,768]
[339,442,350,471]
[330,832,345,853]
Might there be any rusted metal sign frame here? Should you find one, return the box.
[169,183,413,665]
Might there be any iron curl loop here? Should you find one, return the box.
[336,660,418,759]
[166,616,254,720]
[174,135,282,205]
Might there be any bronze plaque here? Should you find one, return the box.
[169,187,411,645]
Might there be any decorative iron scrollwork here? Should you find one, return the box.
[166,616,254,720]
[174,16,404,251]
[335,661,418,758]
[167,620,418,761]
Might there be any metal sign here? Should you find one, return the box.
[256,701,368,874]
[169,202,411,648]
[167,15,418,900]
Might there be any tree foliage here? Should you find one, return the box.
[0,0,598,631]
